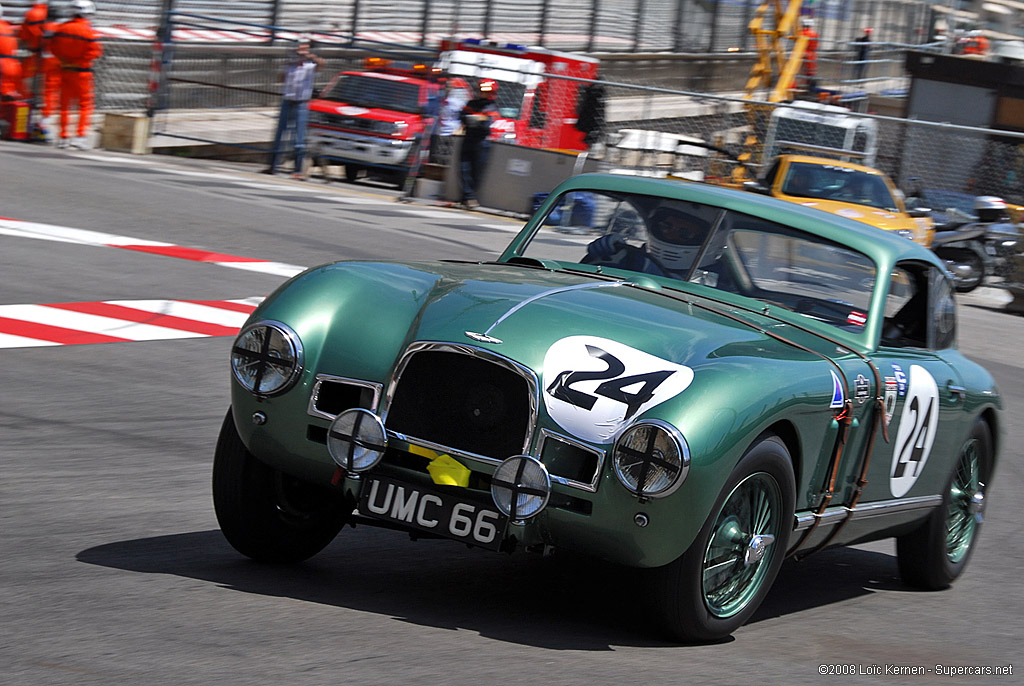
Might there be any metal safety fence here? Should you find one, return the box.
[129,9,1024,207]
[1,0,941,53]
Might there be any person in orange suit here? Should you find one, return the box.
[800,18,819,91]
[19,2,59,137]
[0,3,24,100]
[50,0,102,148]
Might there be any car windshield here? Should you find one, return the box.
[781,162,898,211]
[320,74,422,112]
[516,188,877,333]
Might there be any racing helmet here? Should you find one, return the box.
[477,79,498,98]
[974,195,1007,223]
[71,0,96,16]
[645,206,708,273]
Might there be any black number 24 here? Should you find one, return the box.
[547,345,675,420]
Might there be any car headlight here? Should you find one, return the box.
[612,420,689,499]
[491,455,551,521]
[230,321,303,396]
[327,409,387,473]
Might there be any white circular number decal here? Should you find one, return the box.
[542,336,693,444]
[889,364,939,497]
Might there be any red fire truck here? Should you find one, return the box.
[436,38,600,151]
[307,57,441,186]
[307,41,600,187]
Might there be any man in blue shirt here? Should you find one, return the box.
[266,35,323,178]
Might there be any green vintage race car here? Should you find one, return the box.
[214,173,1001,641]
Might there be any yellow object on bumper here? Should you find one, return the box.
[410,445,471,487]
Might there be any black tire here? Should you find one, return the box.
[344,164,361,183]
[946,249,985,293]
[896,419,992,590]
[212,409,351,563]
[652,434,795,642]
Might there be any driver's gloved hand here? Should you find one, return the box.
[588,233,627,259]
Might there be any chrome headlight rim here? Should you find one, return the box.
[612,419,690,499]
[230,320,304,397]
[490,455,551,522]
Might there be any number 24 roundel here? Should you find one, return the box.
[542,336,694,444]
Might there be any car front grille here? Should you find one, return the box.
[311,112,376,133]
[384,345,536,462]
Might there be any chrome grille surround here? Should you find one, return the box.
[381,342,540,467]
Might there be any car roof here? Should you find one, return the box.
[777,155,884,175]
[550,173,942,269]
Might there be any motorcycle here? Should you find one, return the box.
[930,216,1022,293]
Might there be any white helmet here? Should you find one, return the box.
[974,195,1007,223]
[645,206,708,273]
[71,0,96,16]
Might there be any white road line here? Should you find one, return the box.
[0,333,57,348]
[0,305,207,341]
[105,299,258,327]
[216,261,305,277]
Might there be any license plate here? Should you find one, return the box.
[358,475,508,551]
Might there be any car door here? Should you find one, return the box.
[862,261,965,503]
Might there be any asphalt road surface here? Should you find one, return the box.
[2,141,1021,685]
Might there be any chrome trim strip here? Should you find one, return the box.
[539,428,606,493]
[381,341,540,457]
[306,374,383,421]
[793,495,943,531]
[387,429,505,467]
[483,282,625,336]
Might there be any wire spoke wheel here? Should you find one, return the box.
[702,471,782,618]
[946,438,980,564]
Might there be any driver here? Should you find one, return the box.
[585,205,709,278]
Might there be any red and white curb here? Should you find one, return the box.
[0,216,306,278]
[0,298,262,349]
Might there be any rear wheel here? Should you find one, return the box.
[897,419,992,589]
[652,435,795,642]
[212,409,351,562]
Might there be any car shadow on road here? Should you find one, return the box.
[77,527,905,649]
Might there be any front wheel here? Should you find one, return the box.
[651,434,795,642]
[212,409,351,562]
[896,419,992,589]
[940,248,985,293]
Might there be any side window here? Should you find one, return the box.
[881,262,954,349]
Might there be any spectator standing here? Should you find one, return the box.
[19,2,59,139]
[0,3,23,100]
[266,35,323,179]
[50,0,102,149]
[430,77,469,164]
[459,78,499,208]
[853,27,872,83]
[575,79,606,150]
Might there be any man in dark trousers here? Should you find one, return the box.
[459,78,499,208]
[266,35,323,178]
[853,27,872,82]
